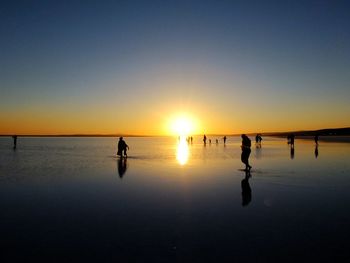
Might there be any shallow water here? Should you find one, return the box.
[0,136,350,262]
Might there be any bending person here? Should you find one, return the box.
[117,137,129,158]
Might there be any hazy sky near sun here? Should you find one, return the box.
[1,0,350,135]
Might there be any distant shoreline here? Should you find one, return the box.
[1,135,350,142]
[1,127,349,138]
[259,127,350,137]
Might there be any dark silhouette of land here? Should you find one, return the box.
[261,127,350,143]
[262,127,350,137]
[1,127,349,140]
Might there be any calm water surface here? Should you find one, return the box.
[0,136,350,262]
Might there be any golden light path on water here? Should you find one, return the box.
[176,136,189,166]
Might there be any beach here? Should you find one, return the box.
[1,136,350,262]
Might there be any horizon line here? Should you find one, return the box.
[1,126,349,137]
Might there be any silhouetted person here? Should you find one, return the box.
[315,145,319,158]
[223,136,227,144]
[241,170,252,206]
[216,139,218,144]
[288,134,295,147]
[255,134,262,147]
[190,136,193,144]
[241,134,252,171]
[117,137,129,158]
[209,139,211,145]
[203,135,207,145]
[117,157,127,178]
[314,134,319,145]
[12,135,17,149]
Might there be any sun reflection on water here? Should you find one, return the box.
[176,136,189,165]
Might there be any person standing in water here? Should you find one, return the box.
[223,136,227,145]
[203,134,207,145]
[255,134,262,147]
[117,137,129,158]
[314,134,319,145]
[12,135,17,149]
[287,134,294,146]
[241,134,252,171]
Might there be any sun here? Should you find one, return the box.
[172,118,192,136]
[169,115,197,136]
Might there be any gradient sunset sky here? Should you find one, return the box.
[1,0,349,135]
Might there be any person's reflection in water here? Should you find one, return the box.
[290,146,295,159]
[315,145,319,159]
[255,145,262,159]
[241,170,252,207]
[117,158,128,178]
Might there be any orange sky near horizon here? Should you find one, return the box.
[1,98,348,136]
[1,75,349,136]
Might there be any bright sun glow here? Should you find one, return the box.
[169,115,197,136]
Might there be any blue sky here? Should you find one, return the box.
[1,0,350,134]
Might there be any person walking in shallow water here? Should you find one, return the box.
[314,134,319,145]
[288,134,295,147]
[117,137,129,158]
[241,134,252,171]
[203,134,207,145]
[255,134,262,146]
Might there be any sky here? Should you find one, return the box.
[1,0,350,135]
